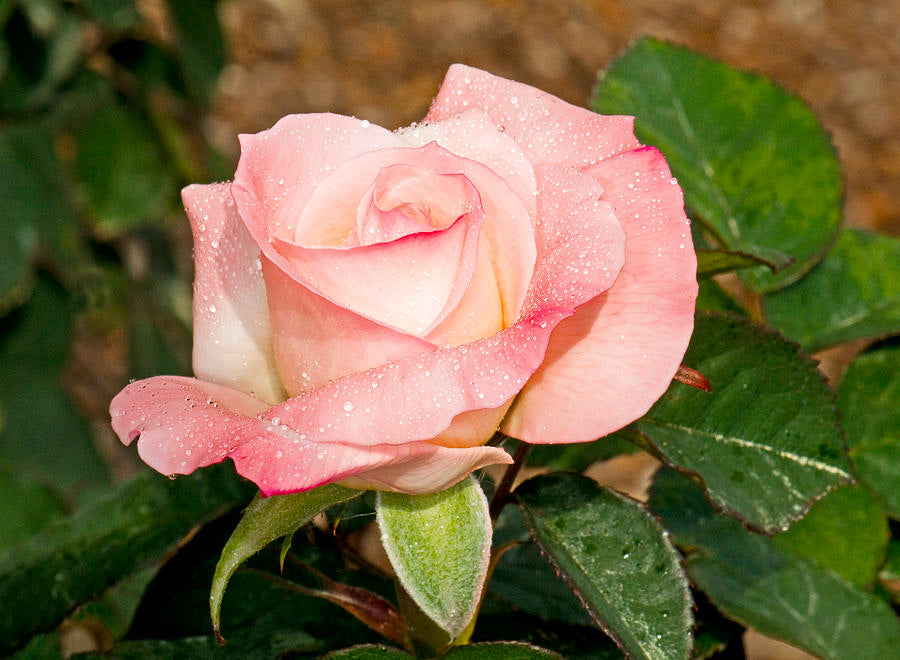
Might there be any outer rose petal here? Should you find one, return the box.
[502,147,697,443]
[425,64,640,170]
[184,183,286,404]
[109,376,510,495]
[520,164,625,318]
[235,438,511,495]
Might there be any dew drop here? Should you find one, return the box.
[343,401,355,412]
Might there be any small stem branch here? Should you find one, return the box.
[489,442,531,523]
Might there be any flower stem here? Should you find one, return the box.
[489,442,531,523]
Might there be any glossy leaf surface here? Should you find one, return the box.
[593,37,841,292]
[765,230,900,351]
[516,474,692,660]
[838,344,900,518]
[774,485,888,588]
[636,312,852,532]
[650,468,900,659]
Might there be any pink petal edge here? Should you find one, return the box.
[502,146,697,443]
[426,64,641,170]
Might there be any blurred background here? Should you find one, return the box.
[0,1,895,657]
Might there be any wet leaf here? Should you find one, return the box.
[636,312,852,532]
[516,474,692,660]
[594,37,842,292]
[765,230,900,351]
[838,344,900,518]
[650,468,900,659]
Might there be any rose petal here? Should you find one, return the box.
[262,257,437,394]
[502,146,697,443]
[110,177,624,491]
[521,164,625,316]
[396,108,538,221]
[357,166,475,243]
[114,162,627,474]
[110,376,269,471]
[239,439,512,496]
[183,183,286,404]
[425,64,640,170]
[232,113,407,247]
[272,195,484,337]
[424,231,504,347]
[264,309,570,447]
[109,376,510,495]
[247,141,536,333]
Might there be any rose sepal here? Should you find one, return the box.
[376,476,492,653]
[210,484,363,642]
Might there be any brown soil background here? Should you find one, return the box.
[212,0,899,236]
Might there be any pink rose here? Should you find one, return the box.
[110,65,696,495]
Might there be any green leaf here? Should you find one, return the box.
[210,484,362,638]
[838,344,900,518]
[0,123,81,311]
[696,248,782,278]
[773,485,888,588]
[82,0,141,31]
[635,312,852,532]
[488,542,594,626]
[0,463,253,654]
[0,6,83,112]
[0,276,108,500]
[0,470,65,560]
[695,279,745,315]
[78,624,318,659]
[323,645,413,659]
[74,102,176,235]
[376,476,491,640]
[444,642,564,658]
[515,474,692,660]
[765,229,900,351]
[165,0,226,104]
[650,468,900,659]
[488,507,595,627]
[593,37,842,292]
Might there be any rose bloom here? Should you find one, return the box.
[110,65,696,495]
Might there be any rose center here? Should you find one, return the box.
[356,164,480,246]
